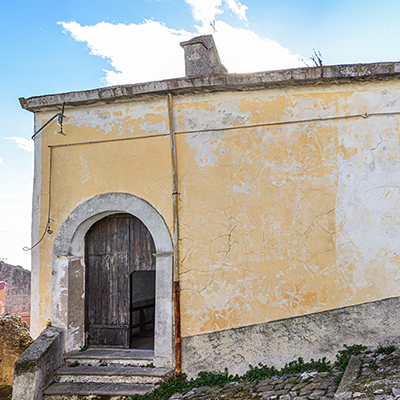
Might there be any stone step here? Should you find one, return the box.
[55,365,173,384]
[43,381,155,399]
[65,348,154,367]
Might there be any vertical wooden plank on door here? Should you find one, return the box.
[85,214,131,347]
[85,213,156,349]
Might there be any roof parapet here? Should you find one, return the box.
[19,62,400,112]
[180,35,228,77]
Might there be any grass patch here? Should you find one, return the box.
[369,362,378,371]
[129,357,332,400]
[334,344,367,372]
[374,345,396,356]
[130,344,372,399]
[334,373,343,386]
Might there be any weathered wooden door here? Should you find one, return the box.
[85,213,156,348]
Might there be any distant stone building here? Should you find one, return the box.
[0,262,31,325]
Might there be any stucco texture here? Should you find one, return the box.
[32,80,400,342]
[175,82,400,337]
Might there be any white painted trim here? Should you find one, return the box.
[52,193,174,368]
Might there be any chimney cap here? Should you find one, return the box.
[180,35,213,49]
[180,35,228,77]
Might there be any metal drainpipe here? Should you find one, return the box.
[168,93,182,376]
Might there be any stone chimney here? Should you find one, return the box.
[180,35,228,77]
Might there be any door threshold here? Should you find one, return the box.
[66,347,154,360]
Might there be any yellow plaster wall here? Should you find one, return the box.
[33,80,400,338]
[177,124,338,335]
[33,98,173,334]
[173,82,400,337]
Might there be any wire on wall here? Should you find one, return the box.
[23,146,53,251]
[23,103,65,251]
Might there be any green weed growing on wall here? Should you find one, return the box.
[129,355,333,400]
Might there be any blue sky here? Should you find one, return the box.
[1,0,399,269]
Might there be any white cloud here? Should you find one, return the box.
[213,21,304,73]
[59,1,304,86]
[5,137,34,153]
[185,0,247,26]
[225,0,248,21]
[185,0,223,25]
[60,20,193,84]
[0,157,3,165]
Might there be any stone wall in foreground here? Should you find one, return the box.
[0,314,32,386]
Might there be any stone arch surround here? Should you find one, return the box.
[52,192,174,368]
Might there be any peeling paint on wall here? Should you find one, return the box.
[30,80,400,342]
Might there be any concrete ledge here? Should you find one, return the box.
[55,365,173,384]
[43,382,155,397]
[334,355,362,399]
[20,61,400,112]
[13,326,64,400]
[182,296,400,378]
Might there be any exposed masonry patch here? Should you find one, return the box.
[52,192,174,368]
[20,62,400,112]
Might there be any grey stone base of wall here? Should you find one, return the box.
[13,326,64,400]
[182,296,400,378]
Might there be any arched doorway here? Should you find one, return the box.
[85,213,156,349]
[52,193,173,368]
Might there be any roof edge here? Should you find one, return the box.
[20,61,400,112]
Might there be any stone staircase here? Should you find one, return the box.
[43,348,173,399]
